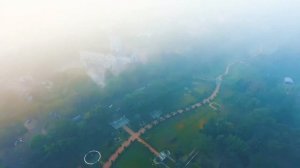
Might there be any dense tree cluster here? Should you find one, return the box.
[198,57,300,168]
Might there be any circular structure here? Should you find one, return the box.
[84,150,101,165]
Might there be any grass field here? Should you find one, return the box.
[113,141,154,168]
[113,104,219,167]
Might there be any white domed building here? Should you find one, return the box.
[284,77,294,85]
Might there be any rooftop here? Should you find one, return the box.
[110,116,129,129]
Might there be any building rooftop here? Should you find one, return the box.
[110,116,129,129]
[284,77,294,84]
[151,110,162,119]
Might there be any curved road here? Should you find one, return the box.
[102,62,239,168]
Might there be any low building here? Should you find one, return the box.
[150,110,162,119]
[284,77,294,85]
[110,116,129,129]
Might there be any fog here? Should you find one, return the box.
[1,0,300,77]
[2,1,300,167]
[1,0,300,118]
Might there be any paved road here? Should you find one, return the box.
[102,62,239,168]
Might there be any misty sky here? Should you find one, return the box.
[1,0,300,77]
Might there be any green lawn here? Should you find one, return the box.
[144,106,217,154]
[113,141,154,168]
[114,105,218,167]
